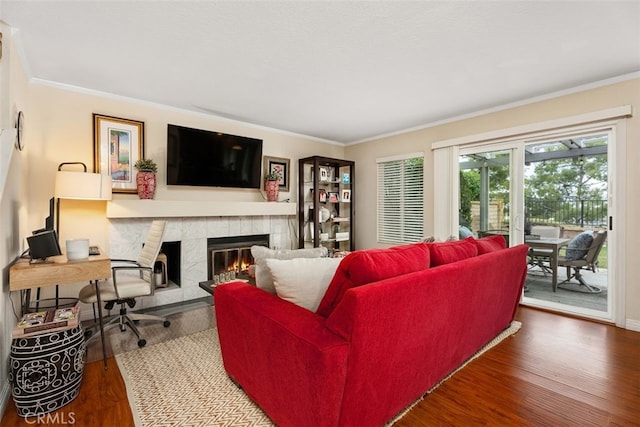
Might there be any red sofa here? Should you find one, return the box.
[215,236,528,426]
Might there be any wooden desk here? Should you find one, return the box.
[10,252,110,291]
[10,251,111,368]
[525,237,570,292]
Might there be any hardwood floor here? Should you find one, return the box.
[2,357,134,427]
[2,306,639,426]
[395,307,640,427]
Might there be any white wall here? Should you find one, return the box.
[2,19,638,419]
[1,32,346,413]
[0,21,31,416]
[22,82,346,304]
[345,77,640,328]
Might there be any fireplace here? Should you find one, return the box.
[109,215,292,310]
[207,234,269,282]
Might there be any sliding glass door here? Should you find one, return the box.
[457,131,612,321]
[458,148,515,244]
[521,132,609,318]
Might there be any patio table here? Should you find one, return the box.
[525,237,571,292]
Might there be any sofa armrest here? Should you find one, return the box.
[214,282,349,427]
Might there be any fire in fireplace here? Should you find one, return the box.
[207,234,269,281]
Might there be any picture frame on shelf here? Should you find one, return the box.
[319,167,329,182]
[93,114,144,194]
[341,189,351,202]
[318,189,327,203]
[328,192,339,203]
[263,156,290,191]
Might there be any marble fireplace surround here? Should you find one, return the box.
[105,200,297,311]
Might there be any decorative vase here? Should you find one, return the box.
[265,180,279,202]
[136,171,156,199]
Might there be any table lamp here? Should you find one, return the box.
[54,162,112,233]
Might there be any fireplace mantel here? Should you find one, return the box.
[106,200,297,218]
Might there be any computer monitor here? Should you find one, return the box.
[32,197,56,235]
[45,197,55,231]
[27,229,62,260]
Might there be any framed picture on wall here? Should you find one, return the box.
[93,114,145,193]
[263,156,290,191]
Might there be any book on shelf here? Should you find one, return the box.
[13,305,80,338]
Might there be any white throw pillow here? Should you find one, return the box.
[251,246,328,294]
[266,257,342,312]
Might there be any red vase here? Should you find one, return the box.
[265,180,279,202]
[136,171,156,199]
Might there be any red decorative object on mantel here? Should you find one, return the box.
[136,171,156,199]
[265,180,279,202]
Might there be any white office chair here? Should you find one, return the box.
[79,220,170,347]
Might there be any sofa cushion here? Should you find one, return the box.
[474,235,507,254]
[251,246,328,294]
[565,231,594,260]
[316,242,430,317]
[428,237,478,266]
[266,257,342,312]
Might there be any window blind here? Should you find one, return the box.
[377,154,424,244]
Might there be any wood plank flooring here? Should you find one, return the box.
[2,357,134,427]
[395,307,640,426]
[2,306,639,426]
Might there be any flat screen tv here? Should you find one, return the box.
[167,124,263,189]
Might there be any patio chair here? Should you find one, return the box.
[557,230,607,293]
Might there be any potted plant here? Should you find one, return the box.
[134,158,158,199]
[134,158,157,173]
[264,171,280,202]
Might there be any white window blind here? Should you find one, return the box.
[377,153,424,244]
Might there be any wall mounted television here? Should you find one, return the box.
[167,124,263,189]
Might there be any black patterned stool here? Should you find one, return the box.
[9,325,86,417]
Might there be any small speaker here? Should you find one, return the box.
[27,230,62,260]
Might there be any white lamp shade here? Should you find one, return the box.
[55,171,112,200]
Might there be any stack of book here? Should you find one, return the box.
[13,305,80,338]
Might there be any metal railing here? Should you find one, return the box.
[526,198,607,227]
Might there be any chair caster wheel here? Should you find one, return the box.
[137,339,146,348]
[163,320,171,327]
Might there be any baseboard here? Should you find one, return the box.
[1,382,11,420]
[625,318,640,332]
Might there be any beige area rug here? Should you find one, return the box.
[116,318,521,427]
[115,327,272,426]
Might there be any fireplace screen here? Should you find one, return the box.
[211,247,253,277]
[207,234,269,282]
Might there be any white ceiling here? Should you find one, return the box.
[1,1,639,144]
